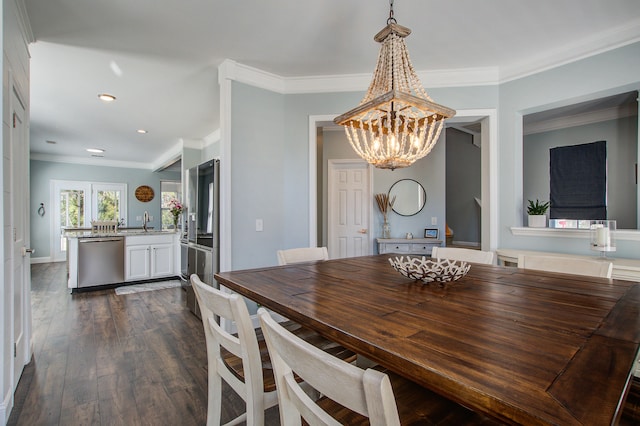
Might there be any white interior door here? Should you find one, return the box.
[11,86,31,390]
[327,160,371,259]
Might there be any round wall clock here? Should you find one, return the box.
[135,185,155,202]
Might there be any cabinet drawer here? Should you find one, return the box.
[380,243,411,254]
[410,244,435,255]
[125,233,174,246]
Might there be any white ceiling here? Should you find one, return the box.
[24,0,640,168]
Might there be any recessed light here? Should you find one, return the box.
[137,129,148,134]
[86,148,105,153]
[97,93,116,102]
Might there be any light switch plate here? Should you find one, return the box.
[431,217,437,225]
[256,219,263,232]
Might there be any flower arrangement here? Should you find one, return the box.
[169,199,183,228]
[375,193,396,238]
[375,193,396,222]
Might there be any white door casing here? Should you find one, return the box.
[10,84,31,392]
[309,111,497,256]
[327,160,371,259]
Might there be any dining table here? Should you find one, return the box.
[214,254,640,425]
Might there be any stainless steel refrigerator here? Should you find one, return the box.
[182,159,219,318]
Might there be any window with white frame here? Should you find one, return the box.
[161,181,182,230]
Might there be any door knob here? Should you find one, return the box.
[22,247,35,256]
[358,229,368,234]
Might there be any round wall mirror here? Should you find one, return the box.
[388,179,427,216]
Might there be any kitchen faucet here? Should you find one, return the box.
[143,211,150,232]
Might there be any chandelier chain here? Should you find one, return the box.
[387,0,396,24]
[334,0,456,170]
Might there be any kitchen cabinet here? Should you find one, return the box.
[377,238,443,256]
[125,234,176,281]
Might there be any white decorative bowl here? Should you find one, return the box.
[389,256,470,285]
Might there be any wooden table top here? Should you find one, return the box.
[215,255,640,425]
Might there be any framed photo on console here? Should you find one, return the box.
[424,228,439,239]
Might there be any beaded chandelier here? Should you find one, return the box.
[334,1,456,170]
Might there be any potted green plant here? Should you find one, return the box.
[527,199,550,228]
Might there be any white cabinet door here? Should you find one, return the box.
[125,245,150,281]
[151,243,174,278]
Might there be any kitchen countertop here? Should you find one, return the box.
[64,230,177,238]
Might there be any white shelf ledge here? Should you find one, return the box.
[510,227,640,242]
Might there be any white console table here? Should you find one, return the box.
[496,248,640,282]
[377,238,443,256]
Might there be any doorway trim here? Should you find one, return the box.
[308,115,338,247]
[447,109,498,251]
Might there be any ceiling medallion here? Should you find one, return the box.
[334,0,456,170]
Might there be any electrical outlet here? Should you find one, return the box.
[256,219,263,232]
[431,217,437,225]
[136,216,142,221]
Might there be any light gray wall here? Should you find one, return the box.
[524,116,637,229]
[230,82,286,270]
[226,41,640,269]
[229,83,497,270]
[321,129,446,247]
[446,128,481,245]
[499,41,640,257]
[30,159,180,259]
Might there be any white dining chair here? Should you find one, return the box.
[431,246,495,265]
[258,308,497,426]
[91,220,118,233]
[277,247,329,265]
[191,274,355,426]
[517,254,613,278]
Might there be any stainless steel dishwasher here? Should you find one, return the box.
[78,237,125,287]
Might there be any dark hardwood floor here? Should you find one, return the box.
[7,262,280,426]
[7,262,640,425]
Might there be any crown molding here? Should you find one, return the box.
[150,141,184,172]
[203,129,221,146]
[219,59,286,93]
[524,103,638,135]
[500,17,640,82]
[31,153,157,170]
[219,59,500,95]
[15,0,35,44]
[220,17,640,94]
[181,138,206,150]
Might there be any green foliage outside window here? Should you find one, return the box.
[97,190,120,221]
[60,190,84,227]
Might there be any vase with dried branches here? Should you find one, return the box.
[375,193,396,239]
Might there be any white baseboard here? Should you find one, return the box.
[1,387,12,425]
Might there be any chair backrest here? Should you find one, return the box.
[190,274,266,423]
[431,246,494,265]
[258,308,401,426]
[517,254,613,278]
[91,220,118,233]
[277,247,329,266]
